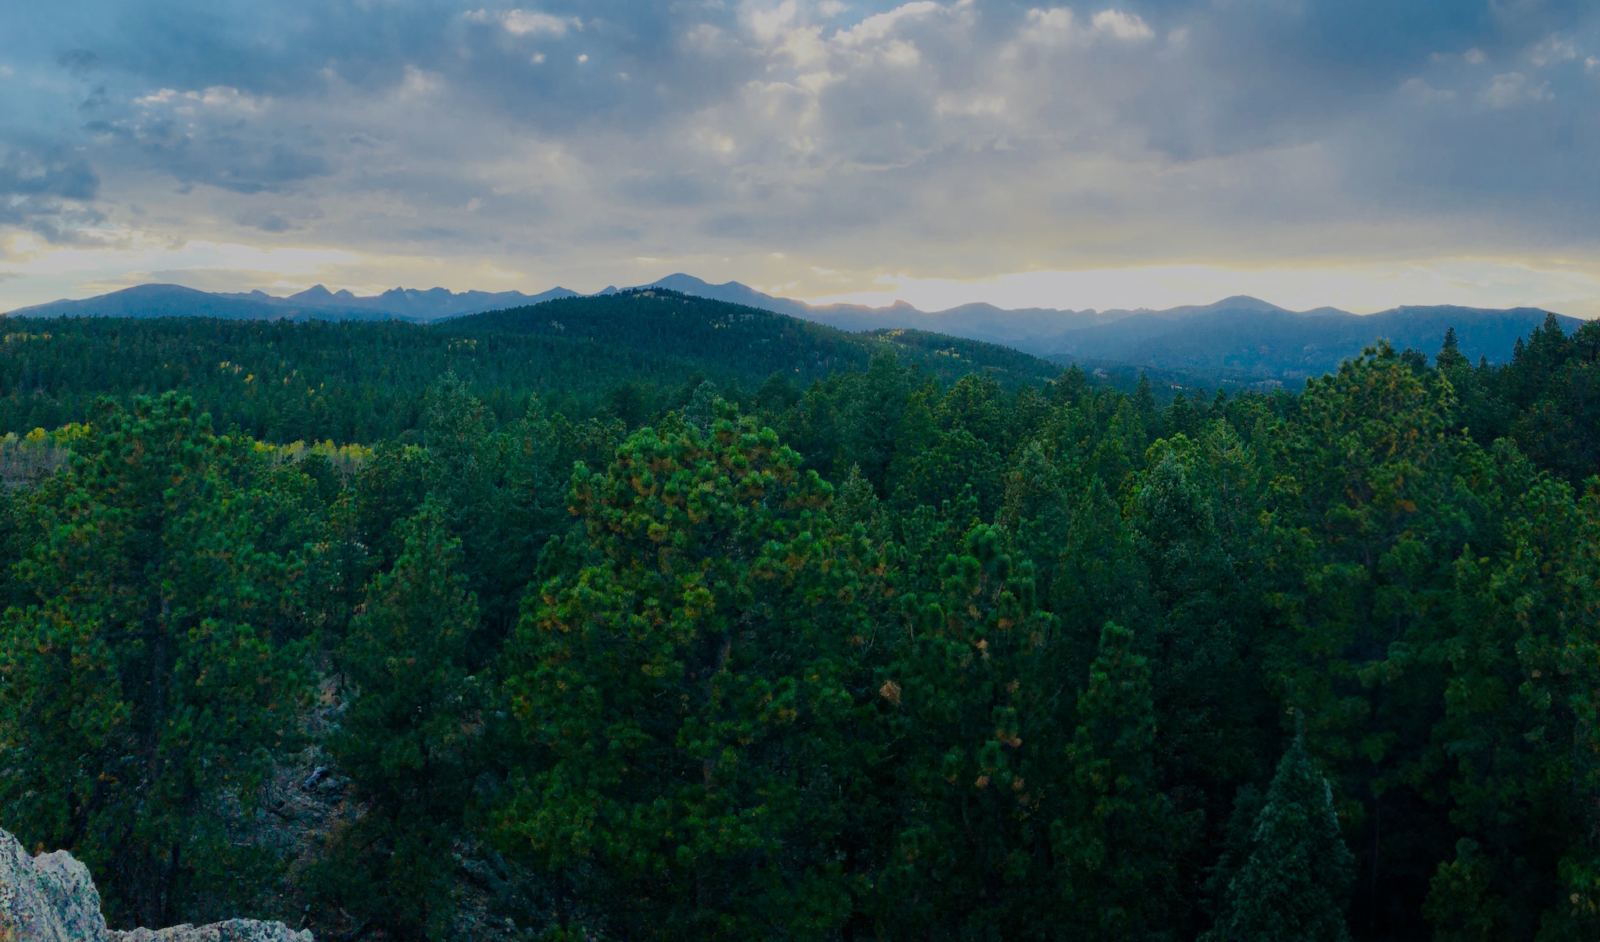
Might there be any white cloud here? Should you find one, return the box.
[742,0,802,44]
[1400,77,1455,104]
[1481,71,1550,108]
[1529,35,1577,67]
[1018,7,1078,45]
[1587,57,1600,75]
[198,86,265,111]
[399,65,441,97]
[464,8,580,37]
[1463,48,1487,65]
[0,65,13,78]
[1090,10,1153,42]
[834,1,940,46]
[1018,7,1153,46]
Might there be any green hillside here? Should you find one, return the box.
[0,288,1058,442]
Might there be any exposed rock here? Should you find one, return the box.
[109,921,311,942]
[0,827,106,941]
[0,828,310,942]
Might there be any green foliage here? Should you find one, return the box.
[0,291,1058,443]
[1058,622,1182,940]
[1204,728,1356,942]
[0,394,313,927]
[315,502,480,940]
[496,409,876,939]
[0,309,1595,940]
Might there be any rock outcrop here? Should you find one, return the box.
[0,828,310,942]
[108,923,312,942]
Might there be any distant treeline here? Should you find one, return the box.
[0,290,1059,443]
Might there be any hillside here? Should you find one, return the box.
[0,288,1058,442]
[8,277,1583,385]
[579,278,1586,376]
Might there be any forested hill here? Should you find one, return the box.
[0,299,1597,939]
[0,288,1058,442]
[12,276,1582,384]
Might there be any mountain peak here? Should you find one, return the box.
[1200,295,1286,314]
[649,273,714,291]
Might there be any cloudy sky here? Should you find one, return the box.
[2,0,1599,315]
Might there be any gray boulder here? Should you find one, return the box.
[109,922,312,942]
[0,828,309,942]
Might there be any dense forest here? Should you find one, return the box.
[0,297,1597,941]
[0,290,1058,444]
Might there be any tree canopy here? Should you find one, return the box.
[0,310,1596,941]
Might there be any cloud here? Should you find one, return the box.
[833,2,940,46]
[1529,35,1577,67]
[236,210,296,232]
[465,8,582,37]
[1089,10,1152,42]
[0,148,102,242]
[1481,71,1551,108]
[1016,7,1153,48]
[56,49,99,75]
[1,0,1599,314]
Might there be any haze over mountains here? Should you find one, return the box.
[6,274,1581,382]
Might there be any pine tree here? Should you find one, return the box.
[317,501,480,940]
[1435,326,1469,371]
[683,379,718,430]
[1057,621,1180,940]
[1134,371,1161,439]
[0,394,312,925]
[497,413,876,939]
[1204,726,1355,942]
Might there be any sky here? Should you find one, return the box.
[2,0,1600,316]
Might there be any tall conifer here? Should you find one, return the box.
[1204,727,1355,942]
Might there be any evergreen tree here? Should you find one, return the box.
[1134,372,1161,439]
[683,379,719,430]
[496,413,878,940]
[316,501,480,940]
[0,394,312,926]
[1436,326,1469,371]
[1204,726,1355,942]
[1057,621,1181,940]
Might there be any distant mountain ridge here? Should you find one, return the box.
[5,274,1585,380]
[220,284,581,320]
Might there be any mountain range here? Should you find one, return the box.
[5,275,1585,381]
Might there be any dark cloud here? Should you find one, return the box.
[0,147,102,241]
[1,0,1599,284]
[56,49,100,75]
[236,210,294,232]
[0,148,98,202]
